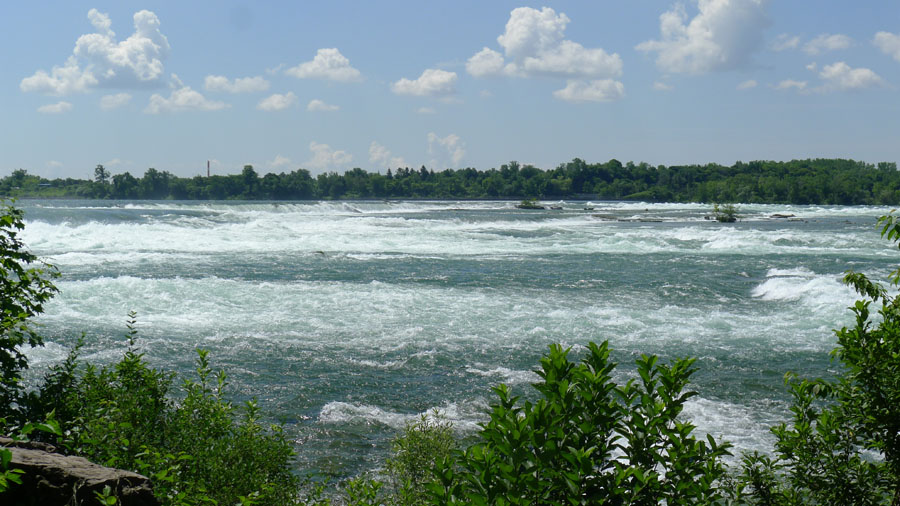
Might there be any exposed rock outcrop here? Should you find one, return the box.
[1,438,158,506]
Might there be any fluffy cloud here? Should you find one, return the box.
[737,79,758,90]
[100,92,131,110]
[307,99,339,112]
[305,141,353,171]
[803,34,852,55]
[553,79,625,102]
[286,48,361,82]
[145,80,228,113]
[369,142,407,169]
[653,81,673,91]
[37,101,73,114]
[428,133,465,166]
[269,155,292,169]
[815,61,884,91]
[774,79,807,91]
[771,34,800,51]
[467,7,622,80]
[416,107,436,114]
[391,69,457,97]
[466,48,510,77]
[874,32,900,62]
[257,92,298,111]
[204,75,269,93]
[21,9,170,95]
[636,0,770,74]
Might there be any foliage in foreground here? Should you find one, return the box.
[429,343,731,505]
[0,200,58,415]
[19,319,302,505]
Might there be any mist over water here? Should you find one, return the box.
[19,199,896,476]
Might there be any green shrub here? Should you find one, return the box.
[430,341,731,505]
[0,200,58,416]
[713,203,739,222]
[386,413,455,505]
[29,317,301,506]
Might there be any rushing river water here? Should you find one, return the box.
[17,199,897,476]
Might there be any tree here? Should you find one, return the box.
[94,164,110,184]
[0,201,58,415]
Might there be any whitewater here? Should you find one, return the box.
[18,199,897,476]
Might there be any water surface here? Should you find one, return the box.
[20,199,895,475]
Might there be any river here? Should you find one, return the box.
[18,199,896,476]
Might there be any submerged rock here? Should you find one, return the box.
[1,438,158,506]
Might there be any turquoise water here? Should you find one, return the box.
[18,199,897,476]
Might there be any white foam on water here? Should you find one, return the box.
[751,268,856,310]
[346,358,408,370]
[317,401,486,432]
[21,203,893,267]
[22,341,70,367]
[464,366,539,385]
[684,396,781,458]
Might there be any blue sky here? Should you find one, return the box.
[2,1,899,178]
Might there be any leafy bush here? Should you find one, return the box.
[0,200,58,416]
[713,203,739,223]
[30,317,301,506]
[429,341,732,505]
[386,413,455,505]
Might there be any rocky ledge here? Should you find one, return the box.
[1,437,158,506]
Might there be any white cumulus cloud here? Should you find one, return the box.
[369,142,407,169]
[37,101,73,114]
[466,48,510,77]
[416,107,436,114]
[204,75,269,93]
[257,92,298,111]
[307,99,339,112]
[737,79,758,90]
[816,61,884,91]
[553,79,625,102]
[771,33,800,51]
[874,32,900,62]
[21,9,170,95]
[773,79,807,92]
[636,0,770,74]
[269,155,292,169]
[803,34,852,55]
[100,92,131,110]
[467,7,622,80]
[286,48,361,82]
[391,69,457,97]
[427,133,466,167]
[653,81,673,91]
[145,80,228,113]
[306,141,353,171]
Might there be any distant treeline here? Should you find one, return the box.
[3,158,900,204]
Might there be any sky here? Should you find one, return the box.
[2,1,900,179]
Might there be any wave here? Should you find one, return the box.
[751,267,857,309]
[317,400,487,432]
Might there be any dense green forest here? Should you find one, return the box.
[3,158,900,204]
